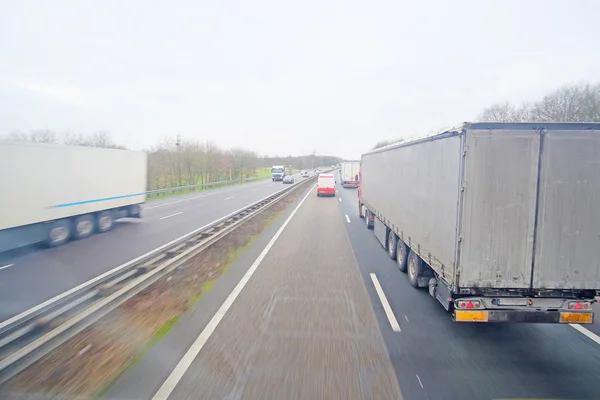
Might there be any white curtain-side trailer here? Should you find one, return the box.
[0,141,147,252]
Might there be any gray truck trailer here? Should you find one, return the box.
[358,122,599,323]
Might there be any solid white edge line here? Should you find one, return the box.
[345,214,351,223]
[151,184,316,400]
[369,273,401,332]
[0,183,298,331]
[159,212,183,220]
[0,264,15,271]
[570,323,600,345]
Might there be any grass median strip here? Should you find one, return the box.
[147,167,290,201]
[0,184,309,400]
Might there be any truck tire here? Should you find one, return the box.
[46,219,72,247]
[128,204,142,218]
[407,250,423,288]
[365,210,373,229]
[73,214,95,239]
[387,231,397,260]
[96,210,115,233]
[396,240,408,273]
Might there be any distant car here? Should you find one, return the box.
[301,171,309,178]
[283,175,294,184]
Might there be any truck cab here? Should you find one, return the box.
[271,165,285,181]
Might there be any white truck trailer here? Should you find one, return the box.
[358,122,599,324]
[339,160,360,188]
[0,141,147,252]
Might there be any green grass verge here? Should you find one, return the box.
[147,167,277,202]
[93,315,182,399]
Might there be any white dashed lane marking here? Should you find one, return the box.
[160,212,183,220]
[369,273,401,332]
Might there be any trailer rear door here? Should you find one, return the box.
[459,128,540,289]
[532,128,600,290]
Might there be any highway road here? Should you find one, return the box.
[105,181,600,400]
[0,173,310,323]
[336,187,600,399]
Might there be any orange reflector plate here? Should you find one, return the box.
[455,310,488,322]
[559,312,593,324]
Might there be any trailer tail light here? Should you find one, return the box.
[456,300,481,309]
[568,301,591,310]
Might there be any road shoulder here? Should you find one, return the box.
[105,183,316,400]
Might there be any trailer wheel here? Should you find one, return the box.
[96,210,115,233]
[407,250,423,288]
[396,240,408,273]
[73,214,95,239]
[365,210,373,229]
[128,204,142,218]
[46,219,72,247]
[387,232,397,260]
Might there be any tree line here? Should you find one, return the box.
[4,130,341,190]
[478,82,600,123]
[372,81,600,149]
[7,129,127,149]
[147,139,260,191]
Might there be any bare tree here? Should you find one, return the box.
[7,129,127,149]
[62,132,88,145]
[9,129,57,143]
[181,139,205,186]
[372,138,405,150]
[478,82,600,123]
[533,83,600,122]
[477,102,516,122]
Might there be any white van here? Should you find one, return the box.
[317,174,336,197]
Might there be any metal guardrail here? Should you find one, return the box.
[0,175,317,385]
[146,168,326,197]
[146,176,261,197]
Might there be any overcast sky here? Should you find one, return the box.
[1,0,599,159]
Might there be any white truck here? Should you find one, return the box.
[339,160,360,188]
[271,165,286,181]
[0,141,147,252]
[358,122,599,324]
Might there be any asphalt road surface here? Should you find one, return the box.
[335,186,600,400]
[108,182,600,400]
[0,173,309,322]
[110,182,401,400]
